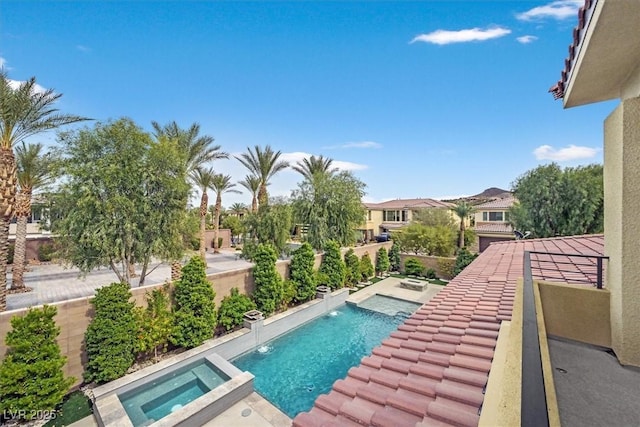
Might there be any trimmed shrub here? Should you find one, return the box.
[38,242,56,262]
[437,257,455,279]
[252,244,284,316]
[134,286,173,361]
[453,248,479,276]
[319,240,346,289]
[289,242,316,302]
[360,252,375,281]
[425,268,437,279]
[84,282,137,383]
[218,288,256,331]
[0,306,74,420]
[375,247,390,275]
[171,256,217,348]
[404,258,424,276]
[344,248,360,286]
[281,279,296,308]
[389,242,401,272]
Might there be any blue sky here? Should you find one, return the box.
[1,1,615,207]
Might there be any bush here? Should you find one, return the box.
[437,257,455,279]
[252,244,284,316]
[425,268,437,279]
[319,240,346,289]
[7,243,14,264]
[0,306,74,420]
[38,242,56,262]
[218,288,256,331]
[389,242,401,272]
[134,286,173,362]
[289,242,316,302]
[171,256,217,348]
[84,282,137,383]
[344,249,360,286]
[453,248,479,276]
[404,258,424,276]
[375,247,390,275]
[281,279,296,308]
[360,252,375,281]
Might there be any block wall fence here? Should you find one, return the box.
[0,242,392,386]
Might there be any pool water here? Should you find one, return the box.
[232,299,419,418]
[119,359,229,426]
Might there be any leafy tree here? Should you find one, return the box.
[344,248,361,286]
[375,246,390,275]
[453,248,479,276]
[412,208,455,227]
[211,174,241,253]
[243,201,292,258]
[292,155,338,182]
[54,118,190,286]
[218,288,256,332]
[404,258,424,276]
[289,242,316,302]
[319,240,346,289]
[134,286,173,362]
[395,223,456,257]
[360,252,375,281]
[222,215,244,245]
[171,256,217,348]
[84,282,137,383]
[239,175,261,213]
[252,243,284,316]
[281,279,297,308]
[0,306,74,419]
[235,145,288,208]
[510,163,604,238]
[0,72,88,311]
[291,171,366,250]
[451,201,475,248]
[389,242,401,272]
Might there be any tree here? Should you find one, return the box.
[84,282,137,383]
[218,288,256,331]
[319,240,346,289]
[252,243,284,316]
[229,202,248,217]
[510,163,604,238]
[412,208,455,228]
[171,256,217,348]
[0,305,74,419]
[453,248,479,276]
[451,201,475,248]
[404,258,425,276]
[292,155,337,182]
[11,142,56,290]
[389,242,401,272]
[239,175,261,213]
[291,171,366,250]
[395,223,456,257]
[222,215,244,245]
[289,242,316,302]
[54,118,190,286]
[344,248,361,286]
[360,252,375,281]
[0,72,88,311]
[375,246,390,275]
[191,166,216,262]
[211,174,241,253]
[134,286,173,362]
[235,145,288,208]
[243,201,292,259]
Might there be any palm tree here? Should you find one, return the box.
[211,174,241,253]
[190,167,217,264]
[12,143,55,290]
[229,202,248,217]
[292,155,337,182]
[451,201,475,249]
[0,72,88,310]
[239,175,261,213]
[235,145,288,208]
[152,121,227,276]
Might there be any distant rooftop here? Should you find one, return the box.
[364,198,453,210]
[474,196,516,210]
[474,223,513,234]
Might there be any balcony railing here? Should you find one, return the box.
[528,251,609,289]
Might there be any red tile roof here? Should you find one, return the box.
[474,197,515,210]
[292,234,604,427]
[365,198,454,210]
[549,0,596,100]
[474,223,513,234]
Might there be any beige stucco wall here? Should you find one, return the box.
[537,281,611,348]
[399,253,455,279]
[604,97,640,366]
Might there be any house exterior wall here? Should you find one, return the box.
[604,96,640,366]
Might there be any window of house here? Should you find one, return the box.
[402,210,408,222]
[367,210,372,221]
[383,210,401,222]
[482,211,506,222]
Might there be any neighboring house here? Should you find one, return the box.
[360,198,455,241]
[473,196,516,252]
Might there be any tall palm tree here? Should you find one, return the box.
[239,175,261,213]
[211,174,241,253]
[190,167,217,264]
[235,145,288,208]
[292,155,338,182]
[451,201,475,249]
[12,143,55,290]
[152,121,227,277]
[0,72,88,310]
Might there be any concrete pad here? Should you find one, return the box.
[347,277,442,306]
[67,415,98,427]
[204,393,291,427]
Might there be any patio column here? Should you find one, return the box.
[604,96,640,367]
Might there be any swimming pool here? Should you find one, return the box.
[232,297,420,417]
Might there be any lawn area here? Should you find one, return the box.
[44,391,92,427]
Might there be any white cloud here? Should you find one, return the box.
[7,79,47,94]
[323,141,382,149]
[517,1,582,21]
[533,144,599,161]
[517,35,538,44]
[410,27,511,45]
[76,45,92,53]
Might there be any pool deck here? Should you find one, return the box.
[347,276,444,306]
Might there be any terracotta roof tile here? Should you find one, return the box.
[427,401,480,427]
[371,406,424,427]
[365,198,454,210]
[474,196,515,209]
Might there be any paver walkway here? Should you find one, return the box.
[5,250,253,311]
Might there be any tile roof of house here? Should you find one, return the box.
[474,196,515,210]
[474,223,514,234]
[365,198,454,210]
[549,0,595,100]
[292,233,604,427]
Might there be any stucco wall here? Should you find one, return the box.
[399,253,455,280]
